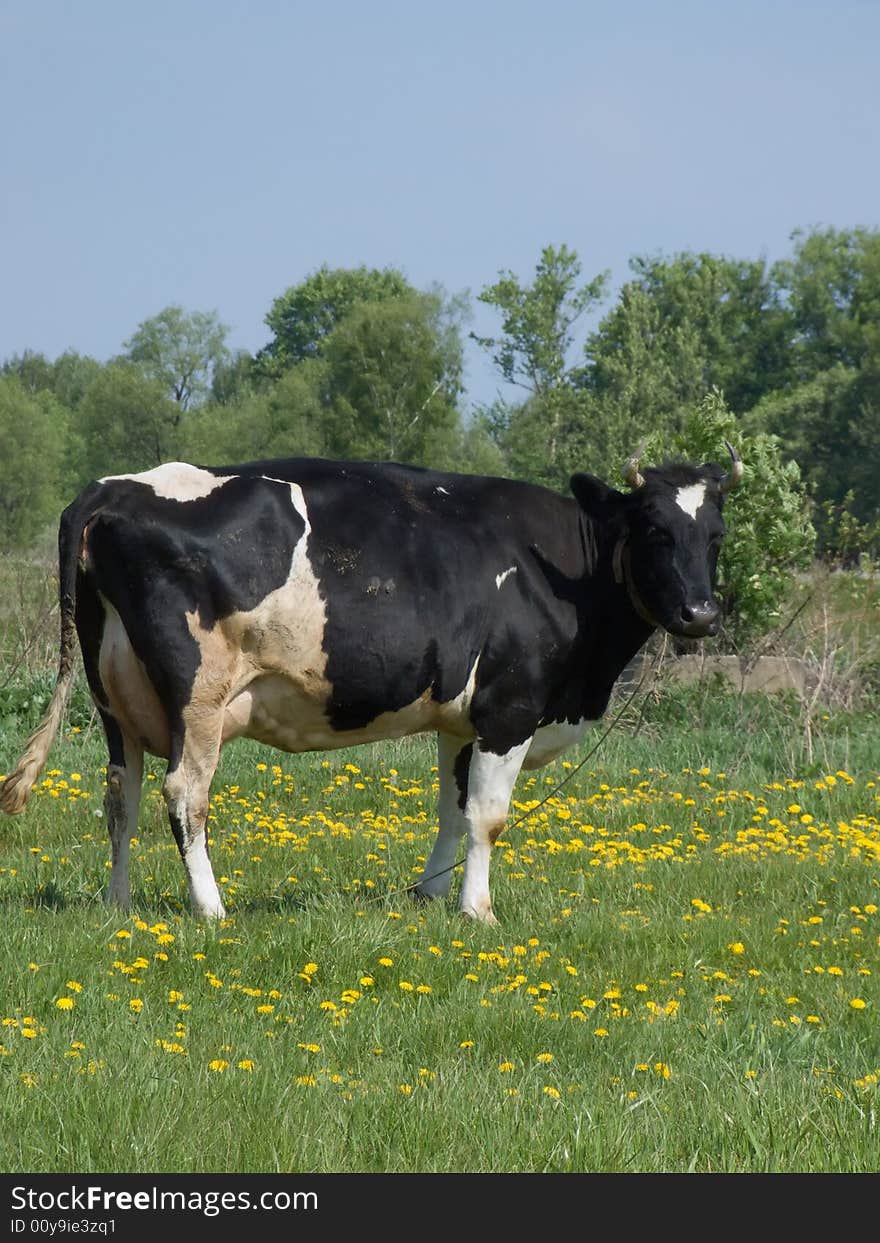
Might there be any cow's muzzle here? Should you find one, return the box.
[674,601,721,637]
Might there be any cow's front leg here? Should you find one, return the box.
[459,738,531,925]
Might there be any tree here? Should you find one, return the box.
[0,376,66,545]
[49,351,103,411]
[186,363,329,465]
[771,226,880,378]
[123,306,230,408]
[74,363,180,482]
[259,265,413,376]
[1,350,55,395]
[210,349,259,406]
[474,244,607,394]
[753,228,880,540]
[318,292,464,463]
[578,251,790,486]
[473,244,608,486]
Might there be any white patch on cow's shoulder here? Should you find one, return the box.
[101,462,233,501]
[436,486,450,495]
[675,483,706,520]
[495,566,517,590]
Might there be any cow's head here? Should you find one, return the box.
[571,443,743,638]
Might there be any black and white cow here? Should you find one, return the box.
[0,447,741,923]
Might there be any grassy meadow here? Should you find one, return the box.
[1,679,880,1174]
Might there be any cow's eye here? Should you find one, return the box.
[645,525,671,545]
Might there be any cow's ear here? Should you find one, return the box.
[570,473,623,519]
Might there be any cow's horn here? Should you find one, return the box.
[720,441,744,493]
[622,442,646,490]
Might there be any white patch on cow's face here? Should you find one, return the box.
[436,486,450,495]
[495,566,517,590]
[675,483,706,520]
[101,462,232,501]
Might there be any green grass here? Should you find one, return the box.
[2,692,880,1173]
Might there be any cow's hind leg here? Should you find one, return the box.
[459,738,532,925]
[163,729,225,920]
[102,713,144,909]
[417,733,473,901]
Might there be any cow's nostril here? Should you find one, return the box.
[678,601,720,634]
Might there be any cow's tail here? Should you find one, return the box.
[0,499,87,815]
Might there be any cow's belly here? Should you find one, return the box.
[522,719,588,770]
[222,672,477,753]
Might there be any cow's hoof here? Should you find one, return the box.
[193,902,227,921]
[460,904,499,926]
[408,885,432,905]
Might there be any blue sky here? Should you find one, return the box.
[2,0,878,410]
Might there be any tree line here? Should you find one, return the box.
[2,225,878,640]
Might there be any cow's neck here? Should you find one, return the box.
[574,525,655,719]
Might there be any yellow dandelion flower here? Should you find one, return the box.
[55,997,75,1011]
[209,1059,229,1072]
[129,999,143,1012]
[536,1052,554,1064]
[498,1061,515,1073]
[66,981,83,992]
[543,1086,561,1099]
[850,998,867,1010]
[238,1060,255,1072]
[728,942,745,955]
